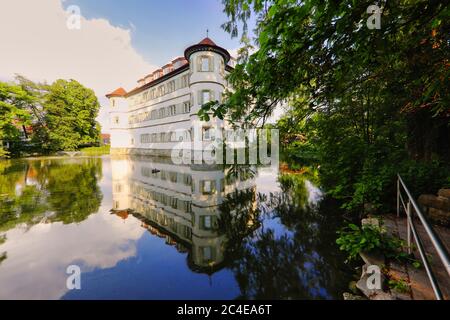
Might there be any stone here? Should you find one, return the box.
[343,292,366,300]
[371,292,396,300]
[348,281,359,294]
[427,207,450,227]
[360,251,385,267]
[418,194,450,211]
[361,217,380,228]
[438,189,450,200]
[356,264,392,300]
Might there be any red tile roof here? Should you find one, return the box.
[198,37,217,46]
[106,87,127,98]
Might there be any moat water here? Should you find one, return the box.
[0,156,353,299]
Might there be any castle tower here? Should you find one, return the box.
[184,38,231,159]
[106,87,131,151]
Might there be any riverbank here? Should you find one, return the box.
[344,215,450,300]
[0,145,110,160]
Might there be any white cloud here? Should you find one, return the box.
[0,0,156,132]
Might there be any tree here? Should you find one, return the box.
[209,0,449,212]
[0,77,102,155]
[39,79,101,151]
[0,82,34,157]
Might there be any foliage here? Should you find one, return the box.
[80,145,110,155]
[388,278,411,294]
[218,171,352,299]
[0,158,103,231]
[0,82,34,157]
[0,76,101,156]
[36,79,101,151]
[336,223,421,267]
[212,0,450,213]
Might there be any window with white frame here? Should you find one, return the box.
[183,101,191,113]
[168,80,175,93]
[158,108,165,118]
[181,74,189,88]
[202,90,212,104]
[158,85,165,96]
[203,127,215,141]
[200,56,210,71]
[168,105,176,116]
[220,59,225,75]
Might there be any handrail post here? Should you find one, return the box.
[407,201,412,254]
[397,178,400,217]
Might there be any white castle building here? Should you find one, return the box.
[106,37,236,157]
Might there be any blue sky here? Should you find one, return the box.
[1,0,264,130]
[64,0,248,66]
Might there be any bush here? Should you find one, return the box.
[336,223,420,268]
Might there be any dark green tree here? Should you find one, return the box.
[39,79,101,151]
[206,0,449,212]
[0,82,34,157]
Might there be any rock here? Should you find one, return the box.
[362,217,380,228]
[371,292,396,300]
[356,264,393,300]
[343,292,366,300]
[438,189,450,200]
[418,194,450,211]
[364,203,377,214]
[348,281,359,294]
[391,288,412,300]
[427,207,450,227]
[360,251,385,267]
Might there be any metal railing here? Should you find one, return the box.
[397,174,450,300]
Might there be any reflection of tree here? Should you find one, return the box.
[0,252,6,266]
[218,173,352,300]
[0,158,102,232]
[0,235,6,266]
[45,158,103,223]
[218,188,261,262]
[223,164,256,184]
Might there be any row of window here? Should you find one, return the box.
[131,183,193,213]
[139,126,217,144]
[129,101,192,125]
[141,167,193,186]
[129,74,190,107]
[133,197,218,235]
[140,130,191,144]
[126,54,227,108]
[128,89,217,126]
[138,207,193,240]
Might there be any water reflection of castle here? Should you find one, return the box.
[110,156,256,274]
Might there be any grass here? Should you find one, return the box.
[79,145,110,155]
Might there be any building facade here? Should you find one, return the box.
[106,37,235,157]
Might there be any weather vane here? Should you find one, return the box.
[207,29,209,37]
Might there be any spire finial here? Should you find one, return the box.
[207,29,209,38]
